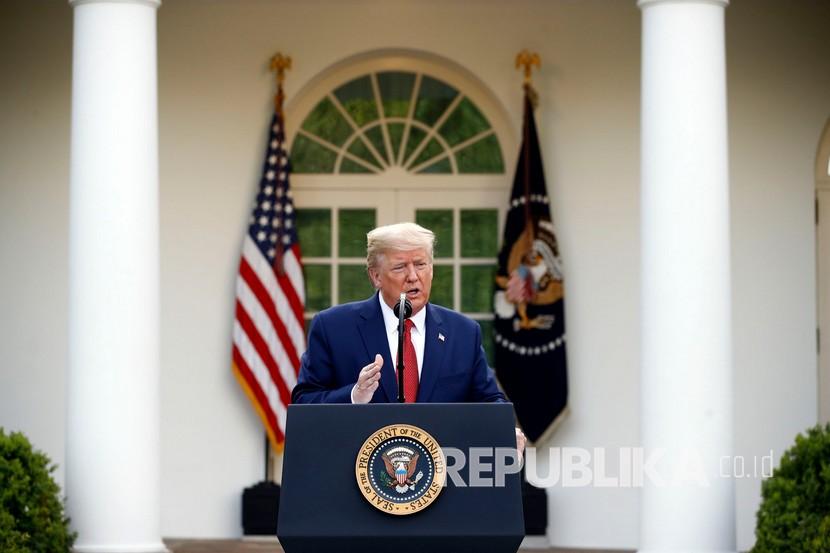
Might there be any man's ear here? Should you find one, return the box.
[367,267,381,288]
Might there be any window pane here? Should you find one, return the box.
[296,208,331,257]
[415,209,453,258]
[347,137,382,169]
[414,76,458,127]
[417,157,452,174]
[377,71,415,118]
[410,137,445,169]
[439,97,491,147]
[402,126,427,165]
[338,209,375,257]
[290,134,336,173]
[304,264,331,312]
[338,264,374,304]
[333,76,378,127]
[301,97,352,147]
[461,265,495,312]
[387,123,405,161]
[455,134,504,173]
[364,125,389,164]
[430,265,453,309]
[461,209,498,257]
[477,319,495,367]
[339,158,374,174]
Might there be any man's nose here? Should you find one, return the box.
[404,264,418,280]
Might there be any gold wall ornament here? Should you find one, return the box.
[269,52,292,115]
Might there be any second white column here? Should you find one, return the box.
[639,0,735,552]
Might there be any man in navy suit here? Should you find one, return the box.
[292,222,506,405]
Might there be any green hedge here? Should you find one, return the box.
[0,429,76,552]
[752,423,830,552]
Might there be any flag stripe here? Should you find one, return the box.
[243,236,305,359]
[232,348,285,443]
[235,301,292,409]
[278,245,306,323]
[239,256,302,373]
[233,320,288,431]
[236,272,298,389]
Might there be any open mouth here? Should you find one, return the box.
[405,288,420,297]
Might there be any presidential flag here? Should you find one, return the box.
[232,111,305,451]
[493,87,568,443]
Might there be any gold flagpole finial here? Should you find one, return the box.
[269,52,292,116]
[515,49,541,85]
[515,49,540,107]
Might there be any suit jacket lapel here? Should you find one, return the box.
[417,304,445,402]
[358,294,396,402]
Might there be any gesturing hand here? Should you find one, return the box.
[515,427,527,461]
[352,354,383,404]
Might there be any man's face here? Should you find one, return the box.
[368,248,433,315]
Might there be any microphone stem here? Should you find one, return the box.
[397,293,405,403]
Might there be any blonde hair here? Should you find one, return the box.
[366,222,435,269]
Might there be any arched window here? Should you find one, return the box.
[287,51,516,363]
[291,71,504,174]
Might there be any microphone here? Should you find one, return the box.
[394,294,412,403]
[393,296,413,319]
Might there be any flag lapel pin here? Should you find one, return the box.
[438,333,445,342]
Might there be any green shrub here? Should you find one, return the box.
[752,423,830,553]
[0,429,76,552]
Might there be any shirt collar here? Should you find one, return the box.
[377,292,426,335]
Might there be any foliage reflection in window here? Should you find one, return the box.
[292,72,504,175]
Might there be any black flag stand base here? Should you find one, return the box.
[241,433,281,536]
[242,480,281,536]
[522,468,548,536]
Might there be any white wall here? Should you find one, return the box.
[0,0,72,490]
[727,0,828,545]
[1,0,828,550]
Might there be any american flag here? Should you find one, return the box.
[232,112,305,450]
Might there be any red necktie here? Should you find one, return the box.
[402,319,419,403]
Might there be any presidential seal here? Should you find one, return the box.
[355,424,445,515]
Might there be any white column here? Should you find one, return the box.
[639,1,735,552]
[67,1,165,552]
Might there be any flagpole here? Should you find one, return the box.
[270,53,292,278]
[264,433,270,482]
[262,52,293,483]
[516,50,540,240]
[522,91,533,238]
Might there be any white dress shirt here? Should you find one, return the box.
[350,294,427,403]
[378,293,426,377]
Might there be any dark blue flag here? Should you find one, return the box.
[493,88,568,443]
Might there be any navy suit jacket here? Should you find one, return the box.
[292,295,505,404]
